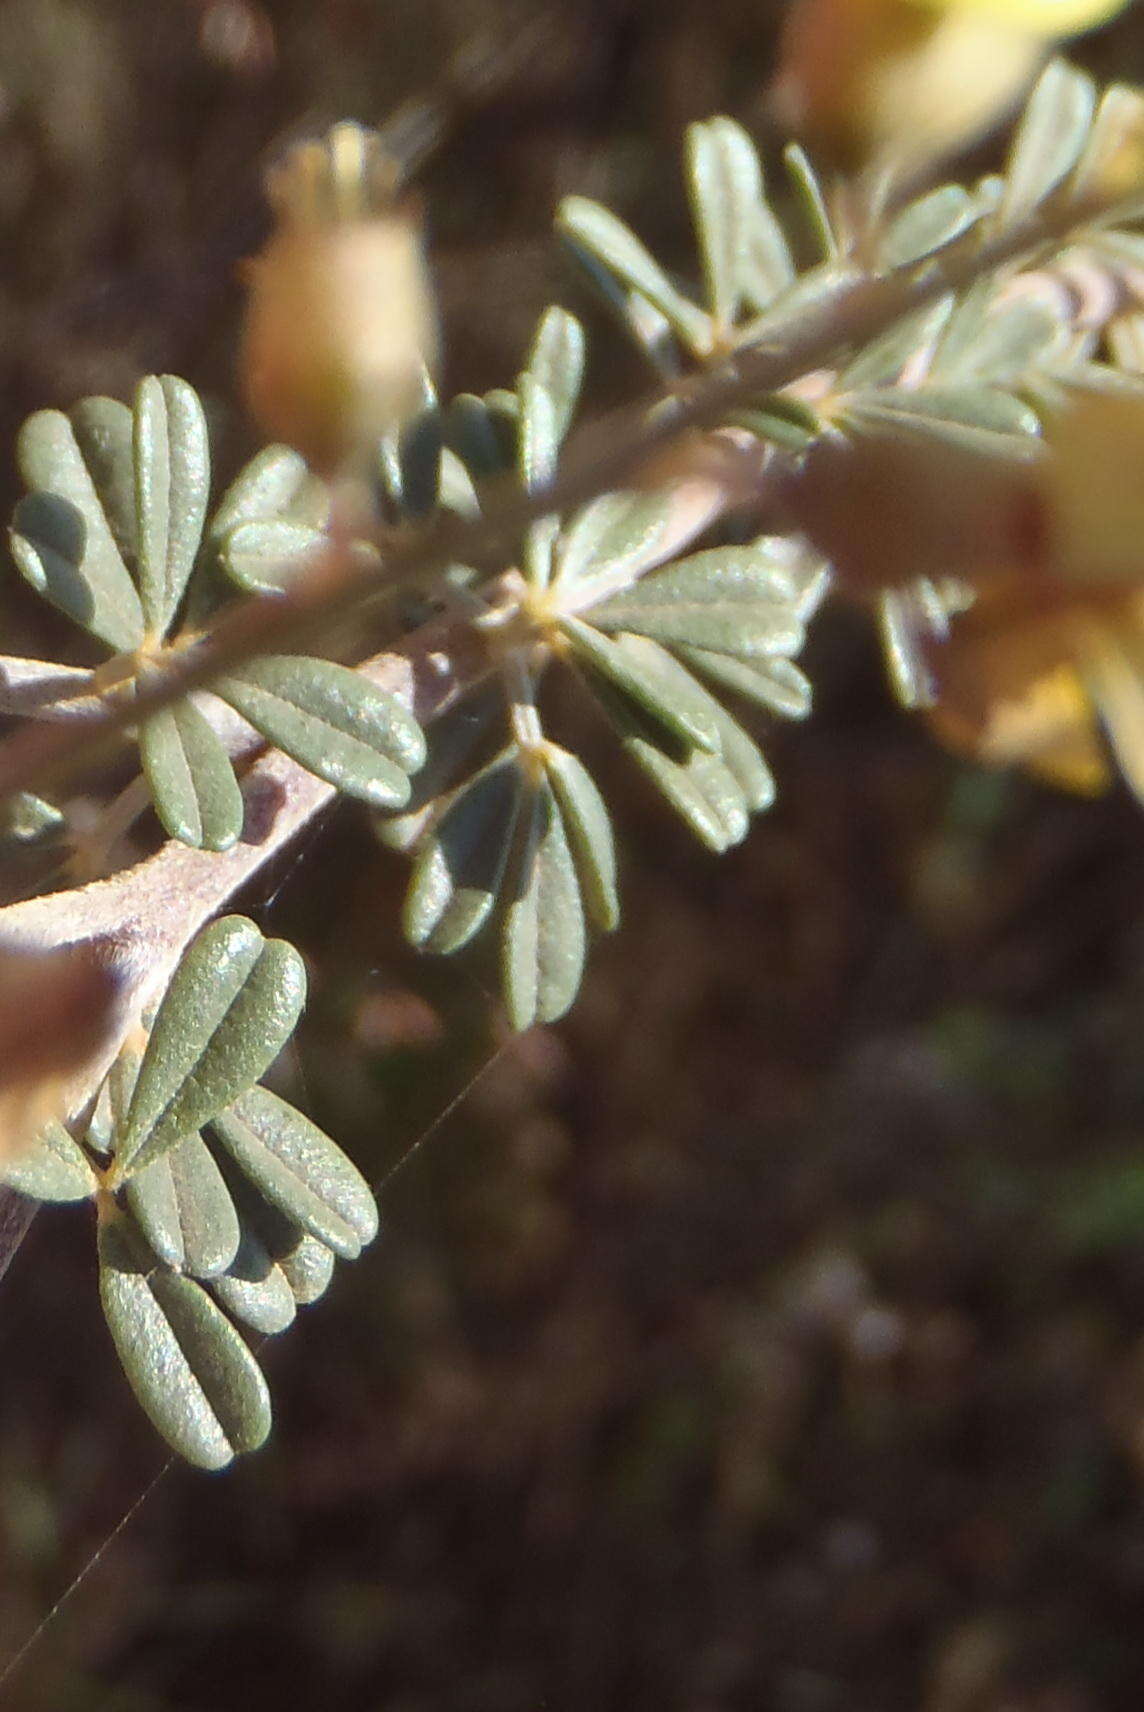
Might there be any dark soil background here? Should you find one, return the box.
[5,3,1144,1709]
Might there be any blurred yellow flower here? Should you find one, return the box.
[240,122,437,479]
[772,0,1133,170]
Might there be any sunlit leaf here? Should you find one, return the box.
[208,1221,297,1336]
[687,115,770,330]
[99,1211,271,1469]
[556,195,712,354]
[560,616,721,752]
[502,780,586,1031]
[999,58,1095,228]
[215,654,425,808]
[879,184,981,270]
[677,646,813,719]
[133,375,210,633]
[115,917,306,1176]
[217,518,328,595]
[209,1086,378,1261]
[587,543,805,660]
[138,698,244,853]
[0,1119,98,1202]
[125,1130,241,1278]
[523,307,585,446]
[543,744,620,931]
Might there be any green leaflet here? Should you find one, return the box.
[217,518,327,595]
[115,917,306,1176]
[554,489,681,588]
[783,142,837,263]
[208,1222,298,1336]
[686,116,795,319]
[443,393,513,481]
[138,698,244,853]
[560,616,721,753]
[676,646,813,720]
[626,737,749,853]
[275,1230,336,1304]
[209,1086,378,1261]
[556,196,712,355]
[99,1212,271,1470]
[10,486,145,655]
[133,375,210,634]
[209,443,314,542]
[543,744,620,932]
[517,373,559,587]
[1,1120,98,1203]
[125,1130,241,1277]
[69,396,138,561]
[214,654,425,809]
[586,543,805,661]
[879,185,980,271]
[999,59,1094,229]
[502,781,586,1031]
[522,307,585,446]
[842,386,1041,443]
[404,754,524,954]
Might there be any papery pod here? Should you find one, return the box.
[1,1120,98,1203]
[502,779,587,1031]
[125,1131,241,1277]
[99,1210,271,1470]
[586,543,805,660]
[133,376,210,634]
[556,196,712,355]
[404,753,524,954]
[553,488,682,589]
[138,699,244,852]
[208,1222,297,1336]
[114,917,306,1176]
[543,744,620,931]
[560,616,721,753]
[209,1086,378,1261]
[676,646,813,720]
[218,518,328,596]
[214,654,425,809]
[999,59,1095,228]
[879,185,980,271]
[522,307,585,447]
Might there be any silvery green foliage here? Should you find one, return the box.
[364,306,823,1029]
[8,378,426,849]
[0,917,377,1469]
[559,65,1144,706]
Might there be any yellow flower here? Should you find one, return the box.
[239,122,437,479]
[772,0,1132,169]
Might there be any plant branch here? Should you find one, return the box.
[0,188,1131,806]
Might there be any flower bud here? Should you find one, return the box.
[239,122,438,478]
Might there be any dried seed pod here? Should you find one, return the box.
[239,122,438,478]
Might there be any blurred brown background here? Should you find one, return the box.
[6,3,1144,1708]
